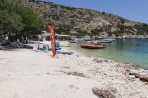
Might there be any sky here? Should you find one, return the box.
[41,0,148,24]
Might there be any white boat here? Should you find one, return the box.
[69,40,77,43]
[103,38,116,42]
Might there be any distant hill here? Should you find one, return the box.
[23,0,148,36]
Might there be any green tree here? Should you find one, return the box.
[0,10,24,32]
[16,6,43,34]
[91,28,103,35]
[0,0,44,39]
[76,30,88,36]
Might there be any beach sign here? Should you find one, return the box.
[47,25,56,56]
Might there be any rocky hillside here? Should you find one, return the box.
[23,0,148,36]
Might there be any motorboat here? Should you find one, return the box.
[80,42,106,49]
[80,44,106,49]
[100,40,112,43]
[103,38,116,42]
[69,40,77,43]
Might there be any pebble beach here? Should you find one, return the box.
[0,43,148,98]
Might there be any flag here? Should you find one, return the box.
[47,25,56,56]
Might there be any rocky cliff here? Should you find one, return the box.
[23,0,148,36]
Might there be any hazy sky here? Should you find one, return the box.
[41,0,148,24]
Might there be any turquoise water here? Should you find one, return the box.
[70,39,148,69]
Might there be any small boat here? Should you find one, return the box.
[100,40,112,43]
[80,44,106,49]
[103,38,116,42]
[69,40,77,43]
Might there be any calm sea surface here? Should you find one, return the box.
[70,39,148,69]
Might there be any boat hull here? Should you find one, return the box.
[80,45,106,49]
[100,40,112,43]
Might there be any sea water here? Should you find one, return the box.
[71,39,148,69]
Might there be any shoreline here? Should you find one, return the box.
[63,46,147,73]
[73,49,145,70]
[0,44,148,98]
[59,46,148,97]
[60,44,148,95]
[70,39,148,69]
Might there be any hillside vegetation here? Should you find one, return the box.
[24,0,148,36]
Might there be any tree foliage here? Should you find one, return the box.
[76,30,88,36]
[0,0,44,39]
[91,28,103,35]
[134,24,148,35]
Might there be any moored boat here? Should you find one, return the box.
[69,40,77,43]
[80,44,106,49]
[100,40,112,43]
[103,38,116,42]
